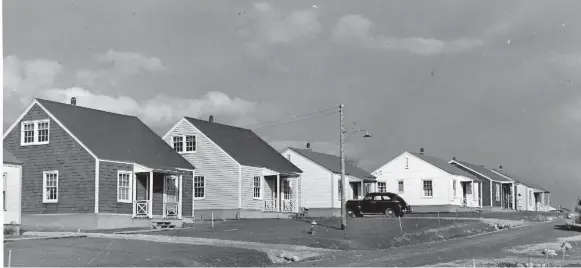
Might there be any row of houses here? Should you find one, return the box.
[2,98,551,231]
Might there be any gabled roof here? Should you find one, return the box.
[409,153,480,181]
[288,148,375,180]
[491,168,550,193]
[451,160,512,182]
[184,117,301,174]
[3,150,23,165]
[35,99,194,171]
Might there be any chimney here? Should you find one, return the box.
[209,115,214,123]
[419,148,424,155]
[70,97,77,106]
[452,156,456,161]
[306,142,311,150]
[499,165,503,171]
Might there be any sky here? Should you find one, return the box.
[4,0,581,209]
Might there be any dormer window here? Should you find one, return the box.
[21,119,50,146]
[172,135,196,153]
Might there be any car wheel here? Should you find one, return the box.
[384,208,395,217]
[347,209,357,218]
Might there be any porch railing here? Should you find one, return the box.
[165,202,179,218]
[264,199,277,212]
[281,199,297,212]
[134,200,150,218]
[462,197,481,208]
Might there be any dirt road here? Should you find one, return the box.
[294,221,580,267]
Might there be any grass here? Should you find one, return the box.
[3,237,272,267]
[150,217,495,250]
[410,211,563,221]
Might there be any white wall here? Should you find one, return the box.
[3,164,22,225]
[281,149,334,209]
[372,152,454,206]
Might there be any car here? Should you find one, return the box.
[346,192,412,218]
[565,197,581,230]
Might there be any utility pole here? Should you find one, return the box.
[339,104,347,231]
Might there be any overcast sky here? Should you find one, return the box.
[4,0,581,208]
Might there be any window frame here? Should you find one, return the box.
[42,170,59,203]
[117,170,133,203]
[422,179,433,198]
[21,119,50,146]
[495,184,501,201]
[172,134,197,154]
[194,176,205,200]
[397,180,404,194]
[377,182,387,193]
[3,172,7,211]
[253,176,262,199]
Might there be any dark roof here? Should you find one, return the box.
[490,168,549,192]
[184,117,301,174]
[410,153,480,181]
[36,99,194,171]
[3,150,22,165]
[452,160,512,182]
[289,148,375,179]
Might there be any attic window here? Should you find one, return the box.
[21,119,50,146]
[172,135,196,153]
[405,157,409,169]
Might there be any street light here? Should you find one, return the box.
[339,104,372,231]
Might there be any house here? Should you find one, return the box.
[3,150,23,233]
[281,144,377,217]
[449,159,517,211]
[372,149,483,213]
[162,116,302,219]
[3,98,196,230]
[490,168,551,212]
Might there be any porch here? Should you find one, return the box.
[262,174,300,213]
[502,183,514,210]
[460,180,481,208]
[132,169,184,219]
[349,179,376,200]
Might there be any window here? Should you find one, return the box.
[194,176,205,199]
[398,181,404,193]
[287,154,291,160]
[405,157,409,169]
[338,182,342,200]
[453,180,457,197]
[43,171,58,203]
[3,173,7,211]
[378,182,386,192]
[422,180,433,197]
[529,190,533,206]
[283,180,291,200]
[374,195,383,201]
[185,135,196,152]
[495,184,501,201]
[172,135,196,153]
[172,136,183,152]
[253,176,261,199]
[21,119,50,146]
[117,171,132,203]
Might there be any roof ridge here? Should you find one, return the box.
[184,116,252,131]
[36,98,140,119]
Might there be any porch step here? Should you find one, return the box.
[151,219,182,229]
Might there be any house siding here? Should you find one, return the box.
[182,173,193,217]
[282,149,333,209]
[3,104,96,214]
[241,166,263,210]
[480,179,492,206]
[164,120,240,211]
[98,161,133,214]
[373,153,453,207]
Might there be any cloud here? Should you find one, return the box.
[549,53,581,67]
[76,50,168,86]
[332,14,483,55]
[42,88,259,124]
[248,2,321,44]
[3,55,63,101]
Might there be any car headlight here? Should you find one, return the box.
[568,213,573,219]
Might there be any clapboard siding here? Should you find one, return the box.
[3,103,96,214]
[98,161,133,214]
[182,172,193,217]
[164,119,240,210]
[241,166,263,210]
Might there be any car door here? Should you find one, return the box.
[358,195,374,214]
[380,194,399,213]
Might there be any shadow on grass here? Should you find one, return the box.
[289,218,343,231]
[554,224,581,232]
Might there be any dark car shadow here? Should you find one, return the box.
[554,224,581,232]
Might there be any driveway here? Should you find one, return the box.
[293,221,580,267]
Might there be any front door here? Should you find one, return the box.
[163,175,179,218]
[351,182,360,199]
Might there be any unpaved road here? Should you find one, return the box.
[292,221,581,267]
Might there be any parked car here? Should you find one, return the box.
[565,197,581,230]
[346,192,412,217]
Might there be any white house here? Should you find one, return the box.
[372,149,482,213]
[281,144,376,217]
[3,149,23,233]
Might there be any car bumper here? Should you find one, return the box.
[402,206,413,213]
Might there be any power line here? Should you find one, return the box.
[251,110,338,130]
[243,106,339,129]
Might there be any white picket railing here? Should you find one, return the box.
[165,202,179,218]
[281,199,296,212]
[264,199,277,212]
[134,200,149,218]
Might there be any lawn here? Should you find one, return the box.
[3,237,272,267]
[151,217,495,250]
[410,211,563,221]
